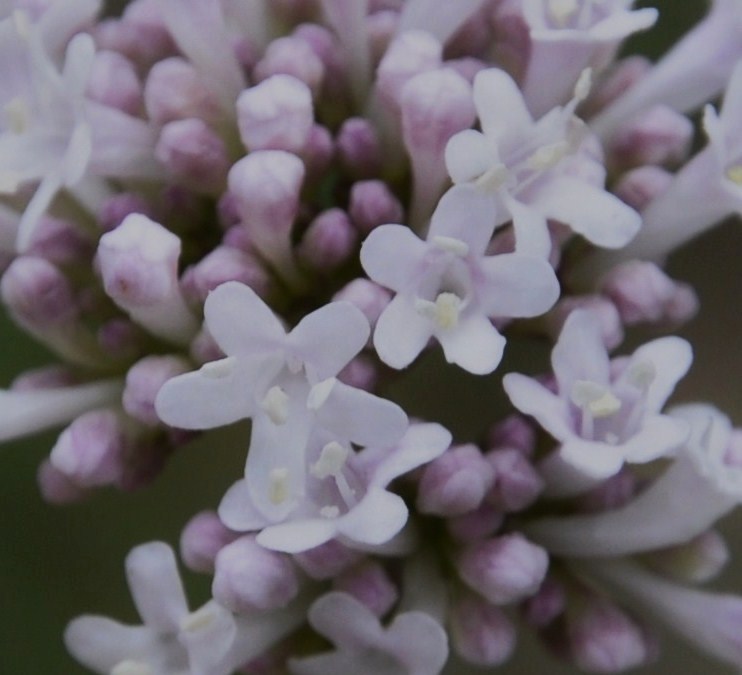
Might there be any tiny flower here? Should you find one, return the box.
[361,184,560,374]
[449,592,516,667]
[504,310,692,495]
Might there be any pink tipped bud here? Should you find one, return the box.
[180,510,240,574]
[609,105,693,170]
[333,278,391,329]
[155,118,229,195]
[26,216,93,266]
[546,296,624,351]
[577,469,638,513]
[49,410,126,488]
[348,180,404,234]
[417,444,495,516]
[450,593,516,667]
[613,165,673,212]
[297,208,358,270]
[144,57,221,125]
[11,366,77,391]
[366,10,400,64]
[457,534,549,605]
[1,256,77,328]
[37,459,88,504]
[87,50,143,115]
[447,502,505,544]
[300,124,335,178]
[181,246,273,305]
[567,598,654,673]
[212,536,300,611]
[253,36,325,95]
[334,561,399,617]
[98,215,181,308]
[337,117,382,178]
[237,74,314,153]
[123,355,191,427]
[337,355,379,392]
[293,539,362,580]
[97,318,145,361]
[601,260,699,326]
[486,448,544,513]
[486,415,536,456]
[97,193,156,233]
[522,577,567,629]
[93,16,174,70]
[644,530,730,584]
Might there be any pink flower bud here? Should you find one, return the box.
[300,124,335,178]
[11,366,77,391]
[155,118,229,195]
[144,57,221,125]
[609,105,694,171]
[37,459,88,504]
[181,246,273,305]
[293,539,362,580]
[337,355,379,392]
[96,318,145,361]
[237,75,314,153]
[601,260,697,326]
[94,16,174,70]
[577,469,638,513]
[97,193,156,233]
[123,355,191,427]
[446,502,505,544]
[417,444,495,516]
[87,50,143,115]
[450,593,516,666]
[1,256,77,328]
[333,278,391,328]
[334,561,399,617]
[212,536,300,611]
[297,208,358,270]
[457,534,549,605]
[486,448,544,513]
[486,415,536,457]
[546,296,624,351]
[253,36,325,95]
[348,179,404,234]
[49,410,126,488]
[26,216,93,266]
[613,164,674,212]
[522,576,567,628]
[180,510,240,574]
[337,117,382,178]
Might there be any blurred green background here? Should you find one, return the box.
[3,0,741,673]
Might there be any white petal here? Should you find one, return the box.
[337,488,408,546]
[502,373,572,441]
[427,184,496,254]
[360,225,427,292]
[218,479,271,532]
[311,378,408,447]
[558,438,625,481]
[385,612,449,674]
[288,301,369,380]
[473,68,534,140]
[65,617,154,672]
[551,309,610,393]
[620,414,690,463]
[437,312,505,374]
[530,176,641,249]
[444,129,499,184]
[125,542,189,632]
[590,8,659,42]
[256,518,338,553]
[203,281,286,358]
[506,197,553,258]
[373,293,433,370]
[309,591,383,648]
[477,253,560,318]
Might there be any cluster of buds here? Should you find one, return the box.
[1,0,742,673]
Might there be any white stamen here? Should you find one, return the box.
[571,380,607,407]
[573,67,593,102]
[4,97,29,134]
[588,391,622,418]
[726,165,742,186]
[627,360,657,389]
[320,505,340,518]
[548,0,579,25]
[261,386,290,425]
[110,661,154,675]
[311,441,349,479]
[201,356,236,379]
[431,235,469,257]
[268,467,290,505]
[180,605,217,633]
[475,162,509,191]
[527,141,570,171]
[307,377,336,411]
[415,292,462,330]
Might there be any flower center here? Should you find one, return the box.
[312,440,357,508]
[726,165,742,186]
[548,0,579,26]
[415,292,462,330]
[261,385,290,425]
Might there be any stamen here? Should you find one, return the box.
[475,162,509,191]
[311,441,349,479]
[268,467,290,505]
[573,68,592,102]
[726,165,742,186]
[4,97,29,134]
[548,0,579,26]
[201,356,236,379]
[431,235,469,257]
[261,385,290,425]
[110,661,154,675]
[527,141,570,171]
[415,292,462,330]
[180,605,217,632]
[588,391,622,418]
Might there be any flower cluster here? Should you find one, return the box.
[1,0,742,673]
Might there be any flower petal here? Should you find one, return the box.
[360,224,427,292]
[551,309,610,393]
[506,196,553,258]
[502,373,572,441]
[437,313,506,374]
[337,488,408,546]
[427,184,496,254]
[308,591,383,649]
[64,617,154,673]
[385,612,449,674]
[373,293,433,370]
[218,479,271,532]
[256,518,338,553]
[444,129,499,184]
[473,68,534,141]
[620,414,690,463]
